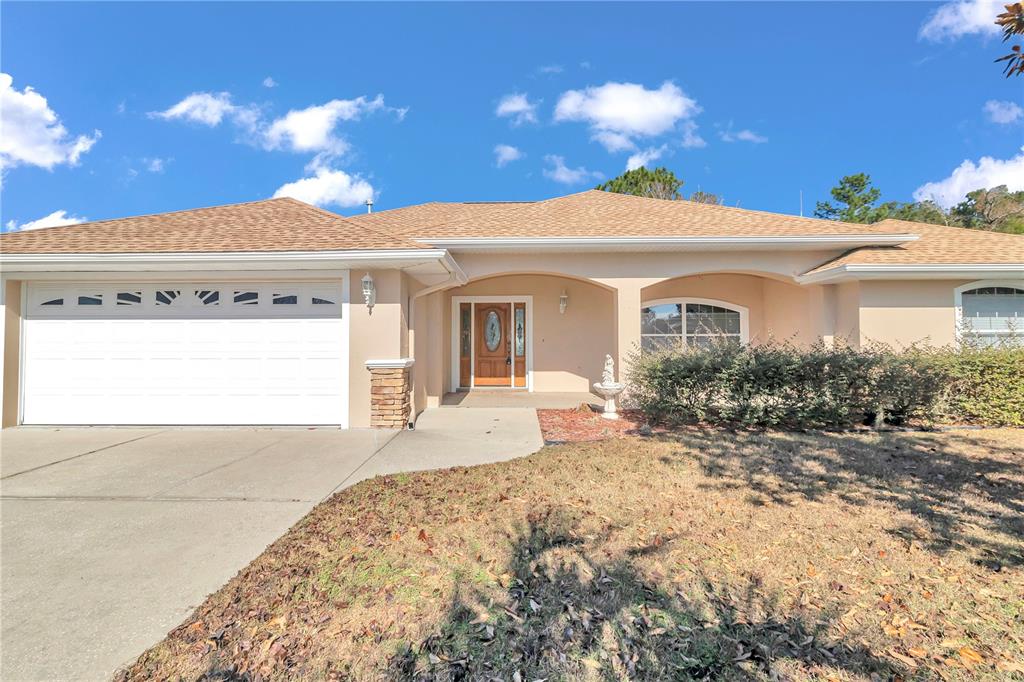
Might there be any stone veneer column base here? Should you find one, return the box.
[366,359,414,429]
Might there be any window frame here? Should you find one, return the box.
[954,279,1024,346]
[640,297,750,350]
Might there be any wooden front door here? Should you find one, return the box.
[474,303,511,386]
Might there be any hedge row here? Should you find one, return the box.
[626,340,1023,429]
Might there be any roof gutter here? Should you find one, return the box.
[0,249,453,274]
[418,234,919,251]
[797,263,1024,284]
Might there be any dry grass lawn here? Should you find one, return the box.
[118,428,1024,681]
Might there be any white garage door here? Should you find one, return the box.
[22,282,348,426]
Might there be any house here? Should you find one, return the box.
[1,190,1021,429]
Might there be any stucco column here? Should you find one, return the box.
[2,280,22,428]
[593,278,661,384]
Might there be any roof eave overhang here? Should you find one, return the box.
[797,263,1024,284]
[0,248,460,280]
[417,234,919,253]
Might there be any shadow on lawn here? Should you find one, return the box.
[390,509,895,681]
[669,429,1024,570]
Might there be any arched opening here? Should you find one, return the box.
[445,273,615,393]
[641,272,817,346]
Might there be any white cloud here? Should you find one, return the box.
[719,126,768,144]
[542,154,602,185]
[144,157,169,173]
[5,209,86,232]
[537,64,564,75]
[0,73,101,172]
[153,91,405,162]
[150,92,242,126]
[262,76,278,88]
[592,131,637,153]
[983,99,1023,124]
[495,93,538,126]
[680,120,707,149]
[913,147,1024,208]
[554,81,699,152]
[273,158,374,208]
[919,0,1002,41]
[264,96,388,155]
[625,144,669,171]
[493,144,524,167]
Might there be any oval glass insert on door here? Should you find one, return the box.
[484,310,502,351]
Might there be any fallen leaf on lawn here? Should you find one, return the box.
[908,647,927,658]
[418,529,430,543]
[958,646,983,666]
[807,564,818,577]
[889,648,919,668]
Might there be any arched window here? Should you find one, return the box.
[640,298,749,352]
[955,281,1024,347]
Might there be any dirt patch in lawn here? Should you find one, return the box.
[537,407,656,443]
[118,429,1024,681]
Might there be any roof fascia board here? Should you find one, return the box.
[798,263,1024,284]
[417,234,919,249]
[0,249,451,274]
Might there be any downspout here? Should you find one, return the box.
[406,251,467,428]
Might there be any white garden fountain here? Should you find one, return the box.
[593,354,626,420]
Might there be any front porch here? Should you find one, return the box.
[440,390,599,409]
[408,264,833,421]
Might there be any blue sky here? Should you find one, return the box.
[2,1,1023,231]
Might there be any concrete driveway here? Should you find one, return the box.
[0,427,398,682]
[0,410,543,681]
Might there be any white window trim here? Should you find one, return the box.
[954,279,1024,345]
[450,296,533,392]
[641,297,750,346]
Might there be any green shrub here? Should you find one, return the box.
[628,340,1023,429]
[627,340,967,429]
[938,346,1024,426]
[870,345,950,426]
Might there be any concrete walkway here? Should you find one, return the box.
[354,407,544,481]
[0,412,543,681]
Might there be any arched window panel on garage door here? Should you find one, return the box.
[26,283,346,318]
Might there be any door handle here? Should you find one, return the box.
[506,355,512,366]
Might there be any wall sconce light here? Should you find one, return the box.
[361,272,376,313]
[559,289,569,314]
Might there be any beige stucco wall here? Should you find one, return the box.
[439,274,616,395]
[857,280,966,348]
[348,269,404,428]
[2,280,22,428]
[453,250,845,284]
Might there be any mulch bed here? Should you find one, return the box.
[537,406,661,443]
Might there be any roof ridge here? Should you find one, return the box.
[591,189,878,230]
[873,217,1024,238]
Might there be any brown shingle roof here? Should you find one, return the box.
[803,219,1024,274]
[0,197,427,254]
[346,190,915,239]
